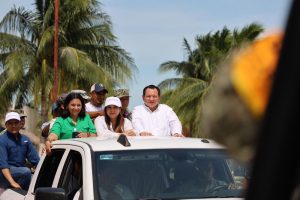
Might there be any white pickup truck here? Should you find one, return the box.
[0,136,246,200]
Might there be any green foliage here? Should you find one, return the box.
[0,0,137,119]
[158,23,264,137]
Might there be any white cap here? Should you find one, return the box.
[5,112,21,123]
[104,97,122,108]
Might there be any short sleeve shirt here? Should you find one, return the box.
[50,114,96,139]
[85,102,104,112]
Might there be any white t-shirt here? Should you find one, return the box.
[49,118,57,129]
[85,102,104,112]
[94,116,134,137]
[40,118,56,130]
[132,104,182,136]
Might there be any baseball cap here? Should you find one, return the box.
[90,83,108,93]
[5,112,21,123]
[114,89,130,98]
[71,89,90,100]
[9,109,27,118]
[104,97,122,108]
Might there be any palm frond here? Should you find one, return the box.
[158,78,183,91]
[182,38,192,56]
[0,6,36,39]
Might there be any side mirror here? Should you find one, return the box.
[35,187,66,200]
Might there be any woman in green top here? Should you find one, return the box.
[45,92,96,154]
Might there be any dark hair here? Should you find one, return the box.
[52,98,64,117]
[142,85,160,96]
[62,92,86,119]
[104,107,125,133]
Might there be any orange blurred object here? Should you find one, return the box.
[231,33,283,118]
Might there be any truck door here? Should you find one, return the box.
[34,149,65,190]
[58,150,83,200]
[24,149,65,200]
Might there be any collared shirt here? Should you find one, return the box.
[50,114,96,139]
[94,116,134,137]
[0,132,40,169]
[132,104,182,136]
[85,102,104,112]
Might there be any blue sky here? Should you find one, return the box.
[1,0,291,109]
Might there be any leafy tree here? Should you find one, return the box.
[0,0,137,121]
[158,23,263,137]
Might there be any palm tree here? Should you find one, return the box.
[0,0,137,121]
[158,23,263,137]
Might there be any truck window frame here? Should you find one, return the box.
[58,150,83,200]
[34,149,65,191]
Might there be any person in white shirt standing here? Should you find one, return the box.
[132,85,183,137]
[85,83,108,120]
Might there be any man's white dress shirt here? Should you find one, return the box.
[132,104,182,136]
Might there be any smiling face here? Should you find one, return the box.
[143,88,160,111]
[90,91,106,107]
[106,105,121,120]
[67,98,82,118]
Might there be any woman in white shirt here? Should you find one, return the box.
[94,97,136,137]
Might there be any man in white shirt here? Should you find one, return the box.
[85,83,108,120]
[132,85,183,137]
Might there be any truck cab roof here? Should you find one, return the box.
[53,136,225,152]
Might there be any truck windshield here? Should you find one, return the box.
[95,149,246,199]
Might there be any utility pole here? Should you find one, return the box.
[53,0,59,102]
